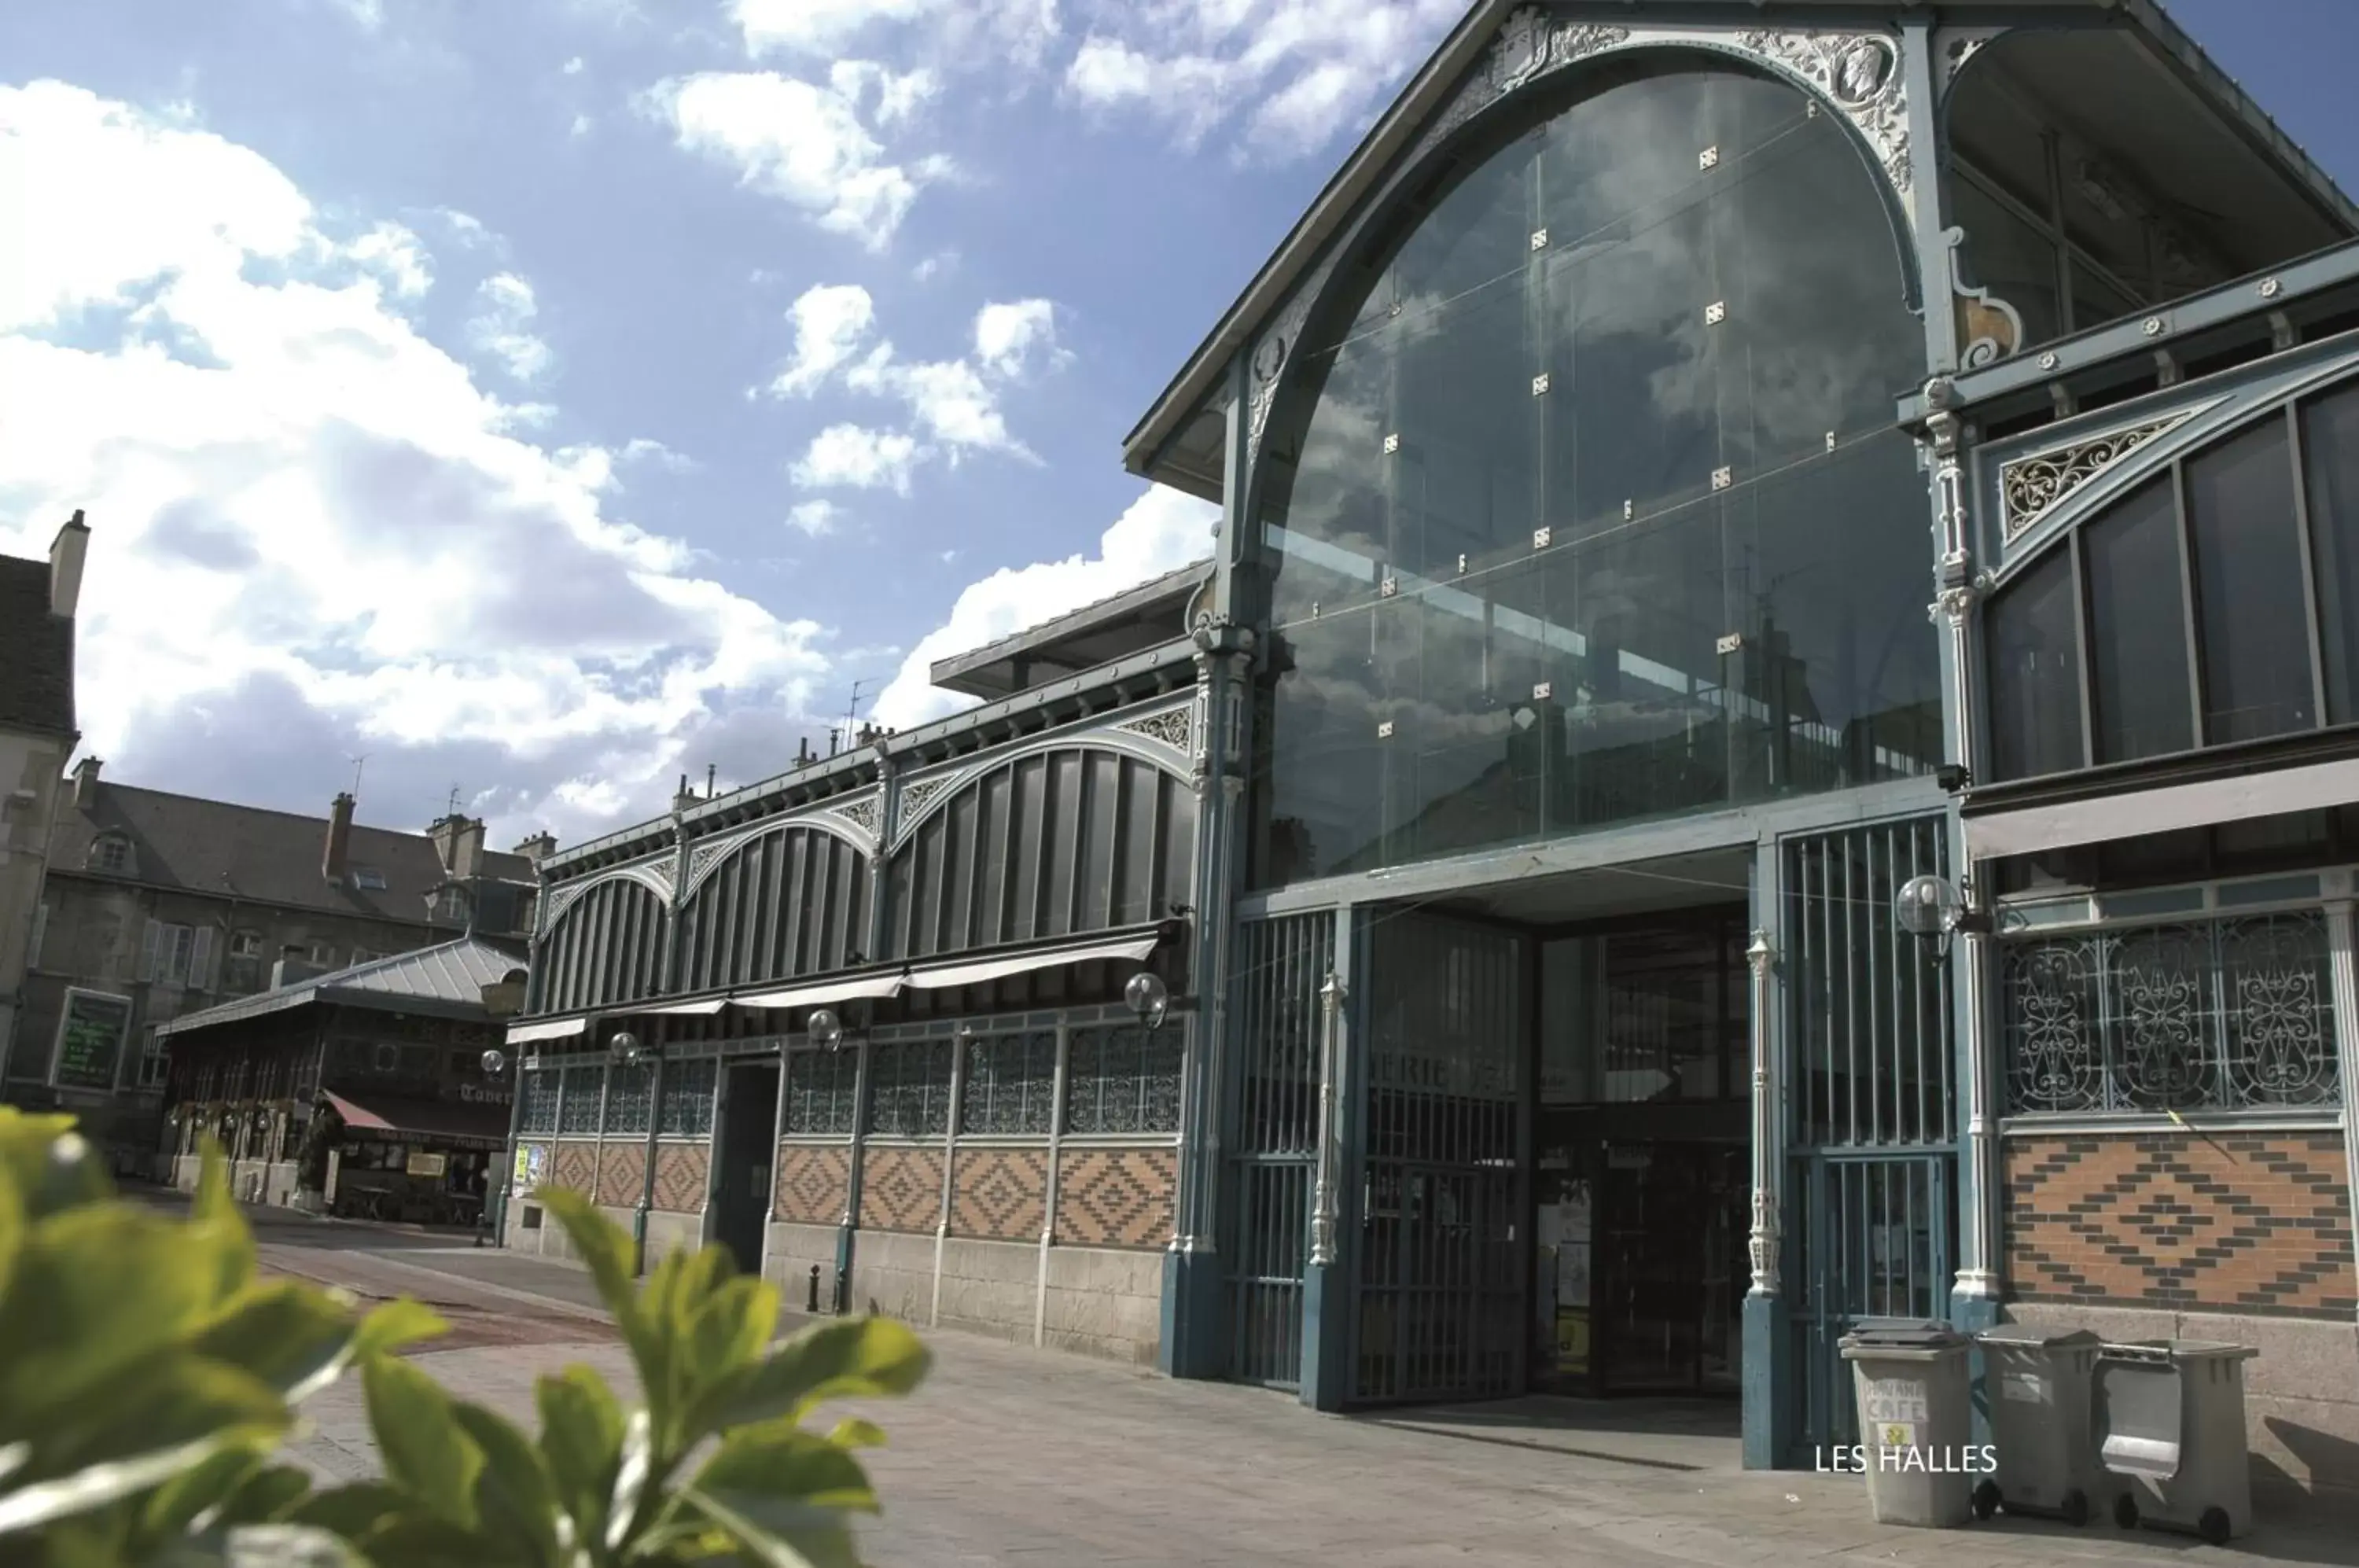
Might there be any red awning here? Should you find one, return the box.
[320,1091,511,1148]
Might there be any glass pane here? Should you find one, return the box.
[2186,418,2316,744]
[2301,381,2359,723]
[1950,176,2063,351]
[1985,547,2084,780]
[2068,259,2140,337]
[1252,66,1934,885]
[2081,477,2192,763]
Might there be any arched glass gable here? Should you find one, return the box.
[1984,375,2359,782]
[1249,64,1939,885]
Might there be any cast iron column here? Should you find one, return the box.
[1740,920,1792,1468]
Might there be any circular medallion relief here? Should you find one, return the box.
[1831,38,1896,105]
[1251,334,1287,385]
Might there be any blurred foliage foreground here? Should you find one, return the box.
[0,1108,929,1567]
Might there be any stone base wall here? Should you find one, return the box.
[504,1198,639,1264]
[835,1228,1162,1365]
[642,1208,705,1272]
[761,1220,843,1309]
[2003,1301,2359,1504]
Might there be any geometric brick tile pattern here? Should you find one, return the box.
[594,1142,645,1209]
[653,1143,710,1213]
[859,1147,948,1234]
[949,1146,1048,1242]
[2004,1132,2356,1320]
[774,1145,851,1225]
[551,1140,598,1195]
[1054,1146,1176,1250]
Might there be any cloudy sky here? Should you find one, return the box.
[0,0,2347,854]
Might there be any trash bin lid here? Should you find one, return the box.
[2160,1339,2259,1363]
[1840,1317,1967,1351]
[1976,1327,2101,1350]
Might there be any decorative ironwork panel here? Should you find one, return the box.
[1064,1025,1184,1135]
[602,1062,653,1138]
[960,1031,1057,1135]
[2003,911,2340,1115]
[786,1048,860,1136]
[1785,819,1956,1150]
[557,1066,605,1135]
[866,1040,955,1136]
[658,1058,718,1137]
[518,1069,560,1136]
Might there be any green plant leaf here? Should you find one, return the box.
[535,1365,623,1552]
[668,1277,779,1449]
[528,1188,639,1323]
[135,1446,272,1541]
[151,1522,373,1568]
[2,1352,289,1519]
[450,1403,563,1565]
[0,1422,278,1540]
[360,1355,484,1532]
[188,1282,370,1406]
[674,1483,863,1568]
[602,1408,654,1556]
[0,1110,112,1223]
[286,1481,406,1541]
[350,1297,450,1366]
[690,1317,929,1437]
[825,1419,885,1451]
[690,1426,877,1515]
[0,1205,240,1428]
[188,1139,256,1306]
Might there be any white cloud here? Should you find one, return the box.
[327,0,385,30]
[771,282,877,396]
[467,272,553,381]
[0,79,832,842]
[790,425,919,493]
[620,437,696,473]
[770,285,1066,484]
[562,56,586,75]
[646,70,948,248]
[973,298,1058,377]
[732,0,1058,66]
[788,499,840,536]
[570,112,594,138]
[872,484,1216,730]
[346,222,432,300]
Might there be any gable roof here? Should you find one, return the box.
[0,554,75,738]
[1121,0,2359,492]
[49,780,537,925]
[929,559,1212,700]
[156,933,529,1039]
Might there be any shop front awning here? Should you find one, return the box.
[899,932,1163,991]
[1963,755,2359,861]
[633,997,730,1016]
[505,1016,587,1046]
[733,974,907,1012]
[319,1090,513,1149]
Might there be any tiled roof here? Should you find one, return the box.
[0,554,75,737]
[156,933,529,1037]
[49,781,535,923]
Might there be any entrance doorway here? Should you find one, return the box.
[1529,911,1750,1399]
[713,1060,778,1276]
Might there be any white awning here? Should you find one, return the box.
[734,974,907,1012]
[1964,756,2359,862]
[901,933,1162,992]
[506,1016,587,1046]
[635,997,730,1017]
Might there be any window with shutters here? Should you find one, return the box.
[142,921,201,988]
[88,835,131,874]
[26,903,48,972]
[138,1028,170,1088]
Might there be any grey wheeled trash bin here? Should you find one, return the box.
[1839,1319,1975,1528]
[1971,1328,2104,1526]
[2093,1340,2259,1545]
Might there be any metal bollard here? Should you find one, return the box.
[807,1263,820,1314]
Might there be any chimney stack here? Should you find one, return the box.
[71,756,102,811]
[49,510,89,618]
[672,773,698,813]
[513,830,558,863]
[429,814,486,877]
[324,792,355,885]
[706,764,717,799]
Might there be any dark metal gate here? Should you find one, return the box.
[1783,819,1959,1452]
[1222,913,1330,1389]
[1352,913,1526,1404]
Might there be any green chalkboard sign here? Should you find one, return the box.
[53,991,132,1091]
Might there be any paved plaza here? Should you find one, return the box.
[157,1193,2353,1568]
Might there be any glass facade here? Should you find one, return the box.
[1983,377,2359,782]
[1249,68,1940,885]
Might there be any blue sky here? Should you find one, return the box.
[0,0,2352,854]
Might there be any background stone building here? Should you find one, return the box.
[6,765,547,1175]
[0,513,86,1084]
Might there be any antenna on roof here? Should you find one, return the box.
[841,677,871,755]
[344,753,367,798]
[446,784,462,820]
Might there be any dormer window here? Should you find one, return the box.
[88,834,131,874]
[353,867,388,891]
[432,886,469,922]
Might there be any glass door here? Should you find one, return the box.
[1599,1143,1705,1392]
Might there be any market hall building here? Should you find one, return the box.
[495,0,2359,1501]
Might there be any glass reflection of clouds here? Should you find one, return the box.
[1250,66,1941,886]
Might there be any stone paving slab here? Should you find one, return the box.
[277,1316,2359,1568]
